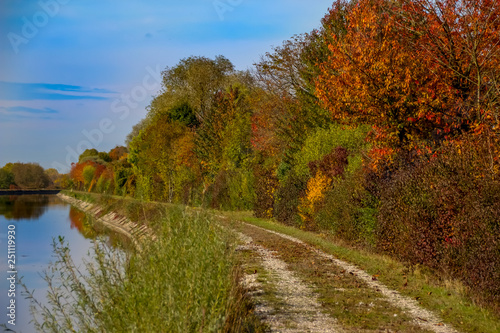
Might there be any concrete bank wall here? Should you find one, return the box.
[57,193,156,250]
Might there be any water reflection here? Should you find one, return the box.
[69,207,98,239]
[0,195,96,333]
[0,195,65,220]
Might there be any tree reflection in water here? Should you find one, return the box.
[68,206,97,239]
[0,195,60,220]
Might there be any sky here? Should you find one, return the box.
[0,0,333,173]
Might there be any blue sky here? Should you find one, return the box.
[0,0,333,172]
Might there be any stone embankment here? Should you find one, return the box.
[58,193,156,250]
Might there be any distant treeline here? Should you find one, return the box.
[0,162,66,190]
[64,0,500,311]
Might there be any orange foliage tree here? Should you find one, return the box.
[69,160,106,191]
[397,0,500,131]
[316,0,452,150]
[315,0,500,168]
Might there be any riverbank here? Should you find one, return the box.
[0,189,61,195]
[29,191,263,332]
[57,192,156,250]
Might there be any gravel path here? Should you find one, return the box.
[239,222,460,333]
[237,232,345,333]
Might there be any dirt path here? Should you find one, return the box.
[230,220,461,333]
[238,231,344,333]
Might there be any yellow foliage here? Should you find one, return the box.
[298,171,332,229]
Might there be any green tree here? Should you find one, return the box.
[82,165,96,191]
[157,55,234,121]
[0,169,14,189]
[98,152,111,163]
[128,114,187,201]
[168,101,199,128]
[3,163,14,173]
[78,149,99,162]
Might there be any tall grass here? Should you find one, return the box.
[25,207,257,332]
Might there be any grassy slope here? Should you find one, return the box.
[58,191,265,333]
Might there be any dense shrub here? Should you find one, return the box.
[274,171,307,227]
[316,169,378,246]
[377,137,500,308]
[253,159,278,219]
[297,147,349,230]
[206,168,254,211]
[207,169,231,209]
[293,123,369,178]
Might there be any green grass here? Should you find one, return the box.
[27,195,264,332]
[222,211,500,333]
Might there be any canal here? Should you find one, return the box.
[0,194,100,333]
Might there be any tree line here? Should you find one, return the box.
[0,162,62,190]
[66,0,499,311]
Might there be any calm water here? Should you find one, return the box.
[0,195,97,333]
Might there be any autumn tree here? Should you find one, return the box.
[126,56,255,205]
[11,163,50,189]
[316,0,500,153]
[255,32,333,164]
[45,168,60,183]
[395,0,500,131]
[195,86,250,176]
[69,160,104,190]
[109,146,128,161]
[316,0,439,151]
[54,174,73,189]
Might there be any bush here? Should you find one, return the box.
[253,160,278,219]
[274,170,307,227]
[377,137,500,309]
[95,174,110,193]
[316,169,378,246]
[293,123,369,178]
[208,168,255,211]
